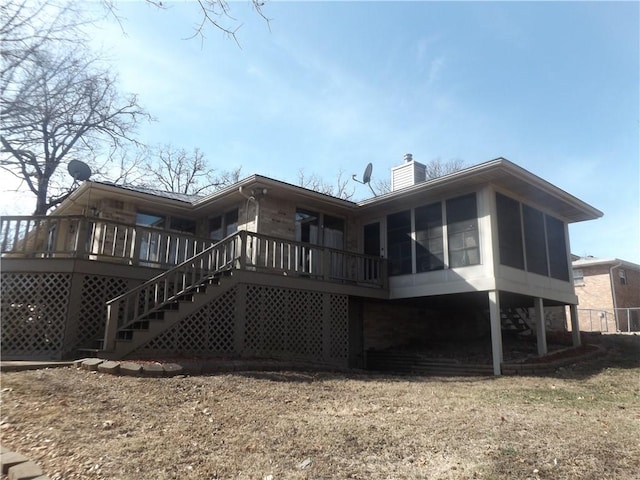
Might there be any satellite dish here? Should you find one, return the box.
[352,162,377,196]
[362,163,373,184]
[68,160,92,182]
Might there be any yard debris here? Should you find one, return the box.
[297,457,312,469]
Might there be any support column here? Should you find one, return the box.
[534,297,547,356]
[569,304,581,347]
[488,290,503,376]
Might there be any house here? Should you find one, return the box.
[570,256,640,332]
[0,156,603,375]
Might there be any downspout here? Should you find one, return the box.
[238,186,256,231]
[609,261,622,331]
[238,186,267,233]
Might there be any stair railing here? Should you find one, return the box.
[103,231,245,350]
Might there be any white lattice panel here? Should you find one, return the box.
[0,273,71,359]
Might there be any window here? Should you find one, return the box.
[546,214,569,281]
[295,209,319,244]
[387,210,412,275]
[447,194,480,268]
[169,217,196,234]
[496,193,524,270]
[209,209,239,241]
[522,205,548,276]
[323,215,344,249]
[573,269,584,286]
[415,202,444,272]
[224,209,238,237]
[136,212,165,229]
[136,212,166,263]
[619,269,627,285]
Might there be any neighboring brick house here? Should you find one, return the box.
[571,257,640,332]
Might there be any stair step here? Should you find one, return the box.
[142,311,165,320]
[129,321,150,330]
[175,293,194,302]
[116,330,134,341]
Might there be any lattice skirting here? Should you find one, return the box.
[140,288,238,356]
[136,284,350,366]
[1,273,71,360]
[1,272,133,360]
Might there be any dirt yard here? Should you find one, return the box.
[1,338,638,480]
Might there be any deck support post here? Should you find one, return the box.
[488,290,503,376]
[569,304,581,347]
[534,297,547,356]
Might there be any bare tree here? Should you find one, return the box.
[297,168,355,201]
[141,144,242,195]
[423,157,466,179]
[102,0,270,44]
[0,46,148,214]
[372,177,391,196]
[1,0,88,81]
[156,0,269,43]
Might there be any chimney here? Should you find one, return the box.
[391,153,426,191]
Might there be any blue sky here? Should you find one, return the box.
[2,1,639,264]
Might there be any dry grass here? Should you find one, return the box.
[1,342,639,479]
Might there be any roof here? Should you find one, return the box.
[357,157,603,223]
[572,257,640,270]
[91,181,203,203]
[56,157,602,223]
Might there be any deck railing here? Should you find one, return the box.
[103,230,387,349]
[0,215,214,268]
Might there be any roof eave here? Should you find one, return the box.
[357,157,603,223]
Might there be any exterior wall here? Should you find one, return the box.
[573,263,640,332]
[575,265,614,310]
[256,197,297,240]
[95,197,136,224]
[362,300,488,351]
[614,265,640,310]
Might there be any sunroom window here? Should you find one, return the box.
[415,202,444,272]
[446,194,480,268]
[387,210,412,275]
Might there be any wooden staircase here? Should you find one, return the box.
[500,308,533,334]
[100,234,244,360]
[101,269,236,360]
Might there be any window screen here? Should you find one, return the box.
[546,214,569,281]
[387,210,412,275]
[415,202,444,272]
[523,205,548,276]
[447,194,480,268]
[496,193,524,269]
